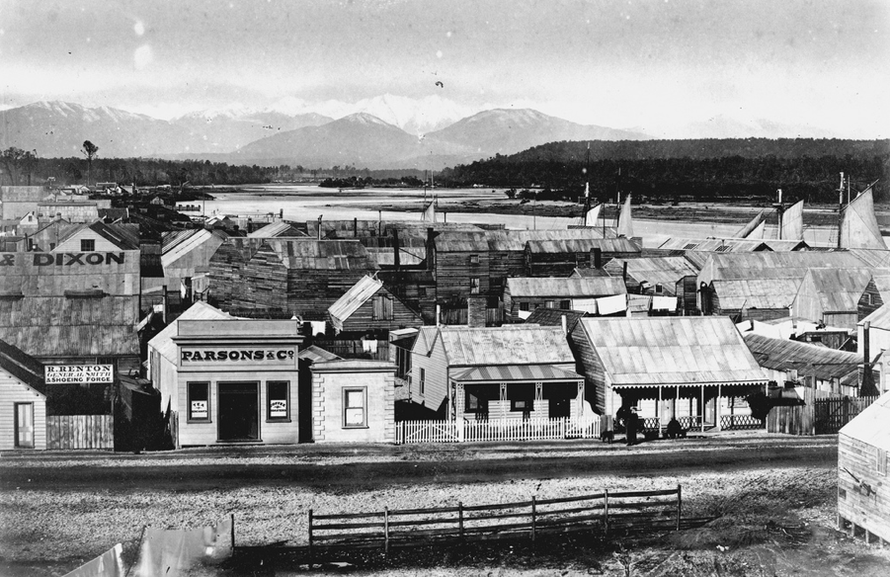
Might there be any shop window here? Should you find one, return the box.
[267,381,290,421]
[419,368,426,396]
[188,382,210,421]
[372,295,393,320]
[470,277,480,294]
[343,387,367,428]
[81,238,95,252]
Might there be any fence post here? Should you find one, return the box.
[531,496,537,545]
[458,502,464,540]
[230,513,235,551]
[383,507,389,556]
[676,484,682,530]
[308,509,313,561]
[603,490,610,536]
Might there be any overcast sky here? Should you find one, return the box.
[1,0,888,137]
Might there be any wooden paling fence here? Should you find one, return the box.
[768,394,878,436]
[309,486,688,556]
[395,416,601,444]
[47,415,114,450]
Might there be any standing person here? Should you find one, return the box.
[626,407,639,446]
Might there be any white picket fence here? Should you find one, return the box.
[395,416,601,444]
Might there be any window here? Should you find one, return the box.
[419,368,426,396]
[511,399,534,418]
[469,254,480,265]
[343,387,367,428]
[878,448,888,476]
[80,238,95,252]
[465,392,488,415]
[267,381,290,421]
[519,302,530,312]
[188,382,210,421]
[655,283,664,295]
[560,300,571,310]
[372,295,393,320]
[470,277,480,294]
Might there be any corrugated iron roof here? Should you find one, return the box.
[487,229,607,251]
[223,238,378,271]
[506,277,626,297]
[526,238,640,254]
[603,256,698,290]
[800,268,874,312]
[248,221,307,238]
[712,278,802,310]
[54,221,141,250]
[743,333,862,380]
[849,248,890,268]
[699,252,867,284]
[0,337,46,394]
[297,345,342,363]
[523,308,588,331]
[451,364,582,383]
[659,237,768,252]
[839,390,890,447]
[435,232,489,252]
[161,229,227,271]
[576,316,767,385]
[860,303,890,329]
[438,325,574,367]
[148,301,235,363]
[328,275,383,330]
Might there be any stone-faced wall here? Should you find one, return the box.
[311,360,396,443]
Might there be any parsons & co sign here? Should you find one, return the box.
[179,347,297,368]
[45,364,114,384]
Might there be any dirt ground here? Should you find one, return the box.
[1,433,888,576]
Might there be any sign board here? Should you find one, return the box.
[45,364,114,384]
[179,347,297,370]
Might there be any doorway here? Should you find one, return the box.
[15,403,34,448]
[218,383,259,441]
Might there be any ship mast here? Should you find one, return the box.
[837,172,845,249]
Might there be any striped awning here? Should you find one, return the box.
[611,380,768,389]
[451,364,583,384]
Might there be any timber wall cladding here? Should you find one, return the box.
[46,415,114,449]
[838,434,890,543]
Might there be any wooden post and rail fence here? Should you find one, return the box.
[308,485,700,557]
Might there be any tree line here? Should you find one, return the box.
[439,138,890,204]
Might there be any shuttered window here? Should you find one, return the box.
[372,295,393,320]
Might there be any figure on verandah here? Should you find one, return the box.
[625,407,640,446]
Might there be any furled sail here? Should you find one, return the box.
[779,200,804,240]
[840,187,886,249]
[735,209,766,239]
[616,194,633,238]
[584,203,601,227]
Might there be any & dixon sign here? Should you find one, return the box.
[0,252,127,266]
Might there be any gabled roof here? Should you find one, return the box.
[743,333,863,381]
[859,303,890,329]
[603,256,699,286]
[0,337,46,394]
[161,228,227,270]
[55,221,140,250]
[437,325,574,367]
[506,277,626,298]
[526,238,640,254]
[298,345,342,363]
[434,232,489,252]
[148,301,235,363]
[413,325,439,356]
[798,268,875,313]
[699,251,867,284]
[523,308,588,331]
[248,221,308,238]
[839,390,890,448]
[711,278,802,310]
[222,238,378,271]
[575,316,766,386]
[328,275,384,331]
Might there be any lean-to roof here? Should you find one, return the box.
[743,333,863,381]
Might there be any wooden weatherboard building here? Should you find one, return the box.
[148,303,303,447]
[408,325,585,421]
[0,338,47,450]
[327,275,423,336]
[838,391,890,544]
[570,316,767,431]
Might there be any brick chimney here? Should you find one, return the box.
[467,296,487,328]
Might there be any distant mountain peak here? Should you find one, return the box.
[339,112,398,128]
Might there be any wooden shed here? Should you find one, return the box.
[601,256,699,297]
[327,275,423,336]
[0,338,47,450]
[525,238,641,277]
[503,276,626,321]
[791,268,879,330]
[838,391,890,544]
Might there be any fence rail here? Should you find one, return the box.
[309,485,683,555]
[395,416,601,444]
[46,415,114,450]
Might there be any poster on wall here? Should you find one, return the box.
[191,400,208,419]
[45,364,114,384]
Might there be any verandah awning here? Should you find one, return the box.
[611,380,767,389]
[451,364,583,384]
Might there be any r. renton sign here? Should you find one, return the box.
[45,364,114,384]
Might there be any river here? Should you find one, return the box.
[186,184,838,248]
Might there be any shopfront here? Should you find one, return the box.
[150,315,303,447]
